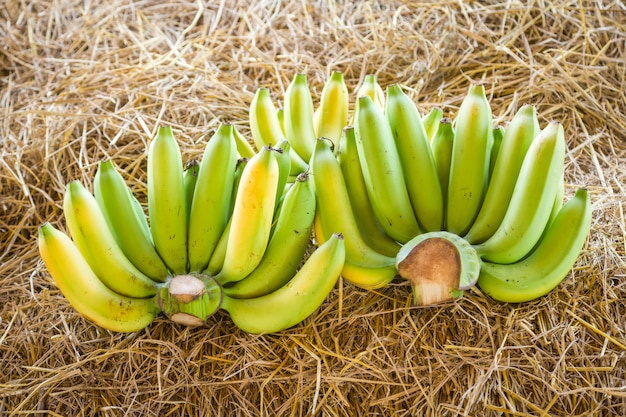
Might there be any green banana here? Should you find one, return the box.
[446,84,493,236]
[354,95,421,243]
[232,125,256,159]
[220,233,345,334]
[474,121,566,264]
[182,159,200,226]
[478,188,592,303]
[93,160,169,282]
[187,124,238,273]
[337,126,401,257]
[464,105,540,244]
[429,118,454,224]
[38,223,159,333]
[63,180,159,298]
[488,126,505,178]
[147,126,188,274]
[356,74,385,110]
[223,172,315,298]
[386,84,444,232]
[422,107,443,142]
[316,70,349,147]
[274,139,292,212]
[216,146,280,285]
[284,73,317,162]
[311,137,397,289]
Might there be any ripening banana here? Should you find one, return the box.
[430,118,454,221]
[474,121,566,264]
[220,233,345,334]
[337,126,401,257]
[182,159,200,225]
[315,70,349,147]
[356,74,385,110]
[187,124,238,273]
[354,95,421,243]
[446,84,493,236]
[311,137,397,289]
[93,160,169,282]
[38,223,160,333]
[422,107,444,142]
[63,181,159,298]
[223,172,316,299]
[284,73,317,162]
[477,188,592,303]
[464,105,540,244]
[386,84,444,232]
[215,146,280,285]
[249,87,308,174]
[147,126,188,274]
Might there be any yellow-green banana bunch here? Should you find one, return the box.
[38,124,345,334]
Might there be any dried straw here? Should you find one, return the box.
[1,0,625,415]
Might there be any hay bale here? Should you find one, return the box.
[1,1,625,415]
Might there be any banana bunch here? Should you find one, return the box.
[259,73,591,304]
[38,124,345,334]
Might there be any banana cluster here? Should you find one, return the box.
[255,72,592,305]
[38,124,346,334]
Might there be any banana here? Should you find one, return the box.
[446,84,493,236]
[182,159,200,225]
[147,126,188,274]
[311,137,397,289]
[488,126,505,178]
[64,181,159,298]
[477,188,592,303]
[187,124,238,273]
[223,172,315,298]
[249,87,308,174]
[232,125,256,159]
[354,95,421,243]
[38,223,160,333]
[220,233,345,334]
[316,70,349,147]
[274,139,292,211]
[337,126,401,257]
[284,73,317,162]
[464,105,540,244]
[215,146,280,285]
[429,118,454,223]
[422,107,444,142]
[474,121,566,264]
[93,160,169,282]
[203,158,249,276]
[386,84,444,232]
[356,74,385,110]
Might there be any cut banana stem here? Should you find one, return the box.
[396,231,481,306]
[158,274,223,327]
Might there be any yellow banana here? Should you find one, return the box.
[223,172,315,298]
[446,84,493,236]
[38,223,159,332]
[64,181,158,298]
[187,124,238,273]
[386,84,444,232]
[311,137,397,289]
[354,95,421,243]
[474,121,566,264]
[220,233,345,334]
[284,73,317,162]
[147,126,188,274]
[93,160,169,282]
[478,188,592,303]
[464,105,540,244]
[316,70,349,147]
[215,146,280,284]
